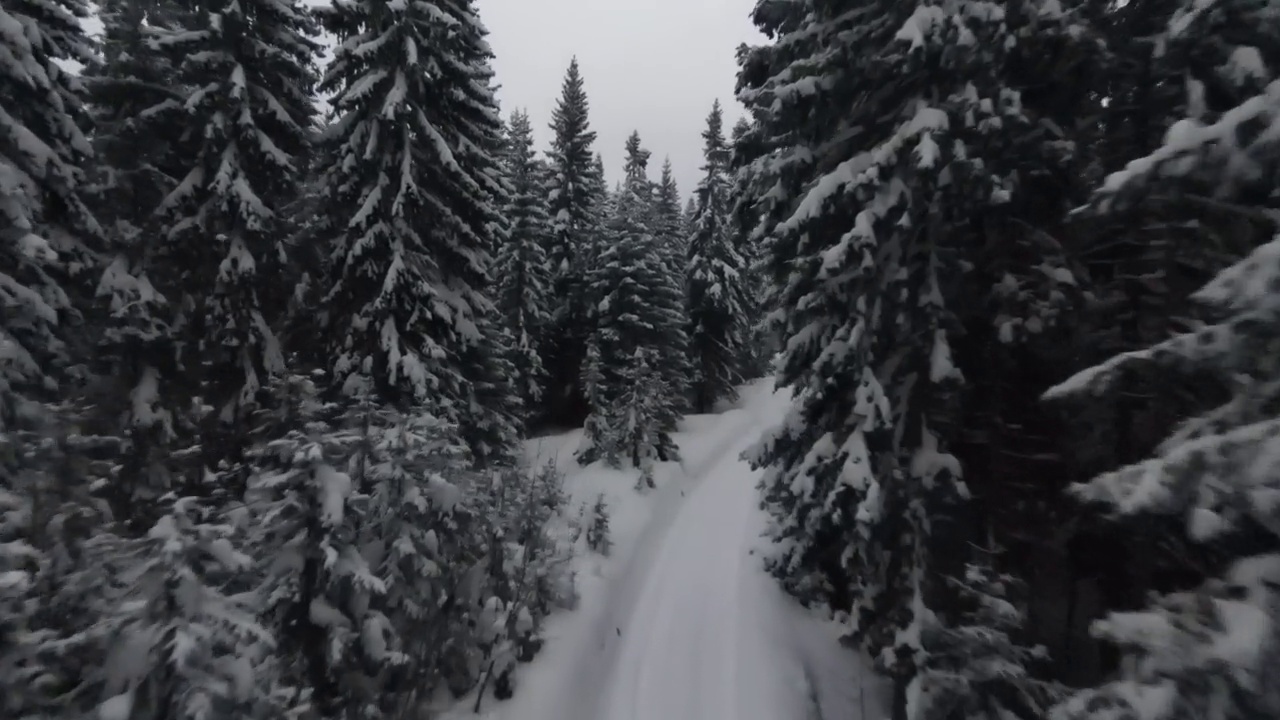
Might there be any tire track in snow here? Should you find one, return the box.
[599,390,795,720]
[511,387,771,720]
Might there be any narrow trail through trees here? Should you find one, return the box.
[492,384,887,720]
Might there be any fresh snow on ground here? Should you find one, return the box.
[454,379,890,720]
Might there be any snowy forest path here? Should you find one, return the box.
[488,382,888,720]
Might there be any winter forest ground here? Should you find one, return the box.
[449,380,891,720]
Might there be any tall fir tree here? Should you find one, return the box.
[495,109,553,424]
[0,0,103,713]
[543,57,600,425]
[0,0,101,424]
[145,0,319,472]
[654,157,685,271]
[314,0,516,464]
[652,156,694,407]
[727,114,773,378]
[738,0,1074,716]
[83,0,199,521]
[579,132,687,466]
[686,99,748,413]
[1046,1,1280,718]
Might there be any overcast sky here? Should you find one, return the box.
[479,0,764,196]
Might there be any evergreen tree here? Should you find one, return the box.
[579,132,686,466]
[77,500,272,720]
[615,347,676,477]
[0,4,105,711]
[727,115,773,379]
[1046,238,1280,720]
[314,0,515,464]
[147,0,319,468]
[686,100,748,413]
[654,157,685,271]
[83,0,196,524]
[543,58,600,425]
[246,374,369,716]
[0,0,101,425]
[496,110,553,424]
[738,0,1071,716]
[653,157,694,407]
[1046,3,1280,718]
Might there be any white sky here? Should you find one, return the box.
[478,0,764,196]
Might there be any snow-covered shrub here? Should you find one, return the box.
[244,373,370,717]
[80,499,270,720]
[617,348,679,473]
[912,558,1065,720]
[472,462,575,708]
[1,403,124,719]
[577,341,619,467]
[587,493,612,556]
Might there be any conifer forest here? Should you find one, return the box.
[2,0,1280,718]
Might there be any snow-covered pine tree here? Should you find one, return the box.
[496,109,553,426]
[654,157,685,274]
[653,156,693,408]
[148,0,318,473]
[0,405,117,719]
[1044,4,1280,719]
[1045,238,1280,720]
[579,339,618,467]
[0,0,102,426]
[245,373,370,717]
[543,58,601,425]
[0,5,110,711]
[587,492,611,555]
[686,100,748,413]
[354,404,477,714]
[739,0,1052,714]
[615,347,676,479]
[83,0,201,527]
[727,115,773,379]
[460,313,524,467]
[465,74,524,466]
[578,132,686,467]
[314,0,516,463]
[473,462,574,705]
[576,151,612,304]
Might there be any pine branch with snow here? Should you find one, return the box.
[78,499,271,720]
[1041,3,1280,713]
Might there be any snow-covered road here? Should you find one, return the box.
[465,382,888,720]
